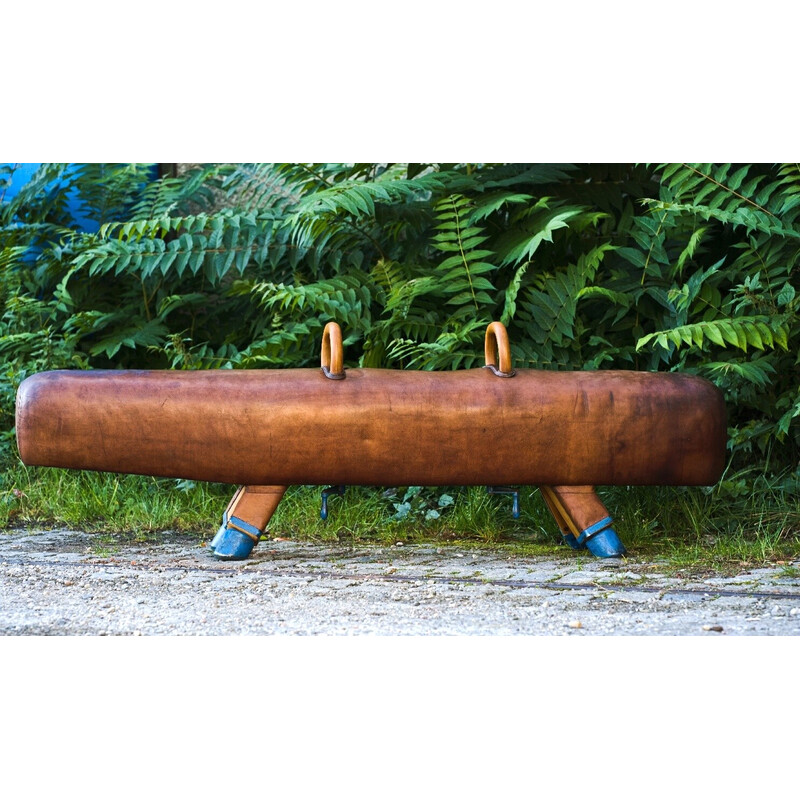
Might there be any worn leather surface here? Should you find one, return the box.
[16,367,726,487]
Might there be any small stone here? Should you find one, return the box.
[790,608,800,616]
[395,542,404,547]
[702,625,724,632]
[567,621,582,629]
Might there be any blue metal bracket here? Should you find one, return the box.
[486,486,520,519]
[321,485,346,519]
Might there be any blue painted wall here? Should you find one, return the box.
[1,162,102,232]
[2,163,160,233]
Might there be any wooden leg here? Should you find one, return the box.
[539,486,626,557]
[210,485,288,561]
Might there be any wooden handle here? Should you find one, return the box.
[484,321,515,377]
[321,322,345,379]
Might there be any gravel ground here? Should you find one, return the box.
[2,527,800,635]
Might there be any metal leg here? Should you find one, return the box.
[539,486,626,558]
[320,485,346,520]
[486,486,520,518]
[210,485,288,561]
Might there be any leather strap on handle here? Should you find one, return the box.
[483,321,516,377]
[321,322,345,380]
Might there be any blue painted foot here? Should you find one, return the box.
[209,522,226,552]
[585,524,627,558]
[210,516,262,561]
[563,516,627,558]
[563,532,586,550]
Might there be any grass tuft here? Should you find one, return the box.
[2,457,798,572]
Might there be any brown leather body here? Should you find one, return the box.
[15,367,726,487]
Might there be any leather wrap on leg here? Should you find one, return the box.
[211,485,287,560]
[540,486,627,557]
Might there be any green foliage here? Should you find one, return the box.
[2,162,799,491]
[389,486,455,522]
[4,465,795,567]
[630,164,800,462]
[1,462,230,533]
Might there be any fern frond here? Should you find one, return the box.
[155,338,243,370]
[127,164,223,219]
[666,257,726,320]
[217,163,305,213]
[576,285,633,310]
[386,319,488,371]
[495,202,586,266]
[75,213,266,281]
[369,258,405,297]
[675,225,709,275]
[431,195,497,313]
[238,273,376,332]
[468,191,533,223]
[69,164,157,225]
[653,163,800,238]
[236,320,323,368]
[500,260,532,326]
[636,315,790,354]
[478,163,577,189]
[63,310,170,359]
[776,164,800,215]
[292,172,449,220]
[0,245,27,272]
[517,247,608,347]
[645,198,799,239]
[660,163,773,211]
[700,358,777,390]
[727,236,799,292]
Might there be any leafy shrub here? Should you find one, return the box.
[1,162,798,489]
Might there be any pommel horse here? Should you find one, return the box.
[15,321,726,560]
